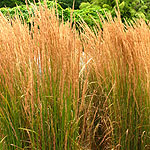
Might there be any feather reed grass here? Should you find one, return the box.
[0,1,150,150]
[80,12,150,149]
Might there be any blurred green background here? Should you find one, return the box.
[0,0,150,28]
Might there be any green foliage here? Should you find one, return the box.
[91,0,116,8]
[80,0,150,23]
[0,0,24,8]
[59,4,110,27]
[0,1,110,29]
[79,2,91,9]
[0,1,63,24]
[57,0,91,9]
[0,0,39,8]
[0,0,150,30]
[74,7,110,27]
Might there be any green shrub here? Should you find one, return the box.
[0,1,109,29]
[82,0,150,22]
[1,0,150,31]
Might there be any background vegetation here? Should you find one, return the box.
[0,0,40,8]
[0,0,150,26]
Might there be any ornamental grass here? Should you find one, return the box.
[0,1,150,150]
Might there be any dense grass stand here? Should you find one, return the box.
[0,2,150,150]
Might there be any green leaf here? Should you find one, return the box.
[135,12,146,19]
[79,2,91,10]
[102,4,111,9]
[119,1,125,10]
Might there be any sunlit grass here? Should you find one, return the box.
[0,2,150,150]
[81,13,150,149]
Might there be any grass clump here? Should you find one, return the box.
[80,13,150,149]
[0,1,150,150]
[0,4,84,149]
